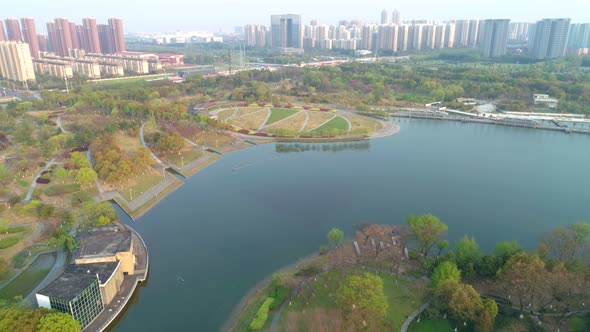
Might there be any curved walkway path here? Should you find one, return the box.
[257,108,272,131]
[339,115,352,133]
[299,111,310,132]
[401,300,432,332]
[25,157,58,202]
[56,116,66,133]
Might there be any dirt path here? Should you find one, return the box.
[56,116,66,133]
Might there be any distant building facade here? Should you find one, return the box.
[271,14,303,50]
[478,19,510,57]
[531,18,571,59]
[0,41,36,82]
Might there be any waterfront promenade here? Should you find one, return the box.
[84,227,149,332]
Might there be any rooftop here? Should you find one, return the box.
[66,262,120,284]
[37,267,97,301]
[77,227,132,260]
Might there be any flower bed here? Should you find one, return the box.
[36,178,51,184]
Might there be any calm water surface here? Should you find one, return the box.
[113,119,590,331]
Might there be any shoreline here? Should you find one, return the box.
[221,251,321,332]
[109,118,399,220]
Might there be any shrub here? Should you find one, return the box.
[319,245,328,255]
[17,180,28,188]
[248,297,274,331]
[36,178,50,184]
[0,236,20,249]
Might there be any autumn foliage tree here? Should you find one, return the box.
[91,134,152,187]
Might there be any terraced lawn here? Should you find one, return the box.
[309,116,349,134]
[229,110,270,130]
[0,252,56,300]
[265,109,299,127]
[264,111,307,135]
[302,112,337,131]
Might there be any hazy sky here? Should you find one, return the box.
[4,0,589,33]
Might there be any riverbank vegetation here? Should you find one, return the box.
[229,217,590,332]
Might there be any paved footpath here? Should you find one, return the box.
[401,300,431,332]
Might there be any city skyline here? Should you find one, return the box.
[3,0,590,33]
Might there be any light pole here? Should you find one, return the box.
[130,188,133,201]
[181,156,184,167]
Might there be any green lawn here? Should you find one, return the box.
[408,319,453,332]
[278,268,425,331]
[309,116,349,134]
[382,274,425,331]
[119,173,164,201]
[0,268,50,300]
[0,236,21,249]
[266,109,299,126]
[570,315,590,332]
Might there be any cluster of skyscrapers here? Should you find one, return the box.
[245,11,590,60]
[0,16,132,83]
[0,17,126,58]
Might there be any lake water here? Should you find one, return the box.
[113,119,590,331]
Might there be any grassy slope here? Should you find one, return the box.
[266,109,299,127]
[310,116,349,133]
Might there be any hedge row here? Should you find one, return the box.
[269,285,289,310]
[248,297,274,331]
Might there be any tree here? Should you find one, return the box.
[75,168,97,187]
[36,312,81,332]
[456,236,480,279]
[497,252,547,312]
[435,280,482,324]
[327,228,344,248]
[543,222,590,262]
[437,240,449,256]
[407,214,448,257]
[492,241,523,265]
[430,261,461,289]
[39,204,55,218]
[55,168,68,183]
[70,152,90,169]
[336,272,388,323]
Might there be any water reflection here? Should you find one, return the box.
[275,141,370,153]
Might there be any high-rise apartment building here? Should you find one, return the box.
[0,21,6,41]
[392,10,401,25]
[271,14,302,49]
[568,23,590,50]
[83,18,102,54]
[38,35,48,52]
[98,24,115,54]
[478,19,510,57]
[21,18,40,57]
[108,18,126,53]
[467,19,480,47]
[5,18,23,41]
[381,10,390,25]
[50,18,74,57]
[530,18,570,59]
[0,41,36,82]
